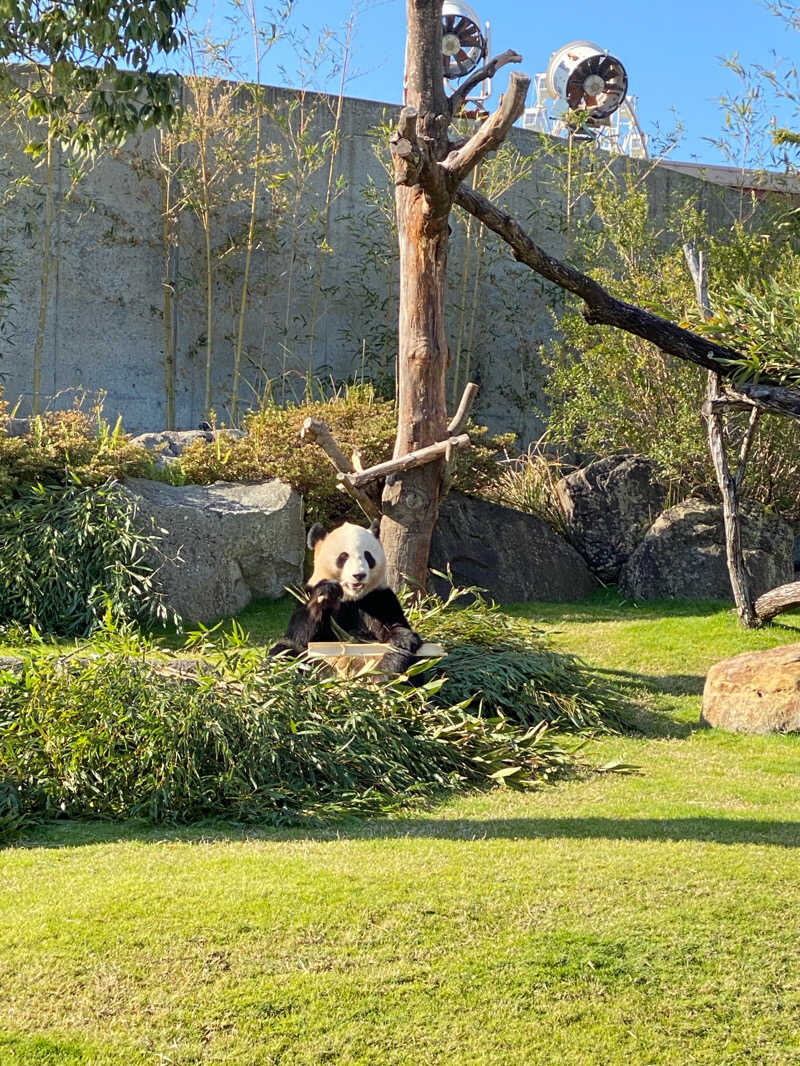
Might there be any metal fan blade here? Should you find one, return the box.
[443,15,457,31]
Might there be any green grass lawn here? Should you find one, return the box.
[2,591,800,1065]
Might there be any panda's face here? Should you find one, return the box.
[308,521,387,601]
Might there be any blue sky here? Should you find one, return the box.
[190,0,799,166]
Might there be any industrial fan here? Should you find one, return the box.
[521,39,646,157]
[441,1,487,80]
[546,40,628,125]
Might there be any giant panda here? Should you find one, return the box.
[269,518,424,676]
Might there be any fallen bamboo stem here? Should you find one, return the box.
[340,434,471,489]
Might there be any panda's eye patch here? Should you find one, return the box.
[364,551,376,570]
[336,551,349,569]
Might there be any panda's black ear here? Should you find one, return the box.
[369,518,381,540]
[307,523,327,550]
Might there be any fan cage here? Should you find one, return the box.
[441,3,487,80]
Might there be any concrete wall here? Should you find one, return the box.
[0,82,743,442]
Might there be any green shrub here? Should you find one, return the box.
[0,479,169,637]
[0,406,153,497]
[179,384,396,526]
[543,163,800,519]
[694,266,800,387]
[484,438,568,533]
[178,384,514,525]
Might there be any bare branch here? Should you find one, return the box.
[442,71,530,182]
[454,183,798,395]
[734,407,761,489]
[682,242,712,319]
[705,384,800,420]
[447,382,479,434]
[448,50,523,117]
[300,417,382,519]
[300,417,355,471]
[397,105,418,143]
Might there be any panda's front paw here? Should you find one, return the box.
[390,627,423,653]
[308,580,343,616]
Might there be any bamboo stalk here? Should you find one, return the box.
[32,119,55,416]
[160,131,176,430]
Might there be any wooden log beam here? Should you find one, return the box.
[454,183,798,396]
[754,581,800,623]
[342,434,471,489]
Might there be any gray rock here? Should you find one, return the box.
[556,454,667,582]
[4,418,30,438]
[131,429,246,468]
[429,492,597,602]
[619,497,794,602]
[123,478,305,623]
[0,655,24,677]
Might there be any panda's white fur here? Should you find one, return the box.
[308,521,387,601]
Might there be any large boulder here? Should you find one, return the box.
[123,478,305,622]
[429,492,597,602]
[619,497,794,602]
[556,454,667,582]
[702,644,800,733]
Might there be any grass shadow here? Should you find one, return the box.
[13,814,800,851]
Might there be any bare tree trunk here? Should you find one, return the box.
[704,372,758,626]
[683,242,758,627]
[382,0,527,589]
[381,184,451,586]
[380,2,451,588]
